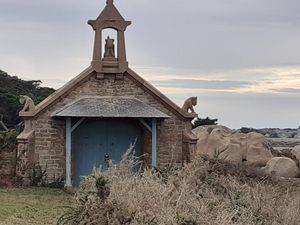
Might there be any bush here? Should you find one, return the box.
[0,69,55,126]
[29,164,48,187]
[0,130,17,151]
[192,117,218,129]
[29,164,65,189]
[58,151,300,225]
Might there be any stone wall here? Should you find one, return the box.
[16,133,36,185]
[29,72,192,182]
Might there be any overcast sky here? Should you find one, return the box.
[1,0,300,128]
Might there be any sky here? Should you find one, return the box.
[0,0,300,129]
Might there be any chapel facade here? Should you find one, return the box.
[17,0,198,187]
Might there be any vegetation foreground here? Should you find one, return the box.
[1,151,300,225]
[58,148,300,225]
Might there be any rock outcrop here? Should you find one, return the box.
[193,125,273,167]
[263,157,300,178]
[292,145,300,162]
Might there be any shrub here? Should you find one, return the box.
[192,117,218,129]
[95,175,110,200]
[0,130,17,151]
[29,163,65,189]
[29,164,48,187]
[47,177,65,189]
[58,151,300,225]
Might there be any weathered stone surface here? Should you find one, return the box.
[182,97,197,114]
[193,125,273,166]
[263,157,300,178]
[291,145,300,163]
[246,132,273,167]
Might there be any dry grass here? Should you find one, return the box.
[59,147,300,225]
[0,188,74,225]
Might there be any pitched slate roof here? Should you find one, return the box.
[52,96,169,118]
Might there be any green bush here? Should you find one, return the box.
[95,176,110,200]
[0,69,55,126]
[192,117,218,129]
[0,130,17,151]
[29,164,65,189]
[29,164,48,187]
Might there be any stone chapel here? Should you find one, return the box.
[17,0,198,187]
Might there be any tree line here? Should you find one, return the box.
[0,70,55,128]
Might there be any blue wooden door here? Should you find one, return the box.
[73,118,142,186]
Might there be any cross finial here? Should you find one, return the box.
[106,0,113,4]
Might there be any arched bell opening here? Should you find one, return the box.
[102,28,118,61]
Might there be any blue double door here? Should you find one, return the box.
[73,118,142,186]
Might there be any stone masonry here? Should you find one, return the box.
[23,72,192,182]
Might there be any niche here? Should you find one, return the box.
[102,28,118,61]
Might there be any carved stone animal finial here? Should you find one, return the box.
[104,36,116,59]
[19,95,35,113]
[182,97,197,113]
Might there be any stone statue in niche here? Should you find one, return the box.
[19,95,35,113]
[182,97,197,113]
[103,36,116,60]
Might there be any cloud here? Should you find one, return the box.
[168,91,300,129]
[271,88,300,94]
[1,0,300,128]
[121,0,300,70]
[152,79,253,90]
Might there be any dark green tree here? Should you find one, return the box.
[0,70,55,127]
[192,117,218,129]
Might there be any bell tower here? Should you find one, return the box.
[88,0,131,75]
